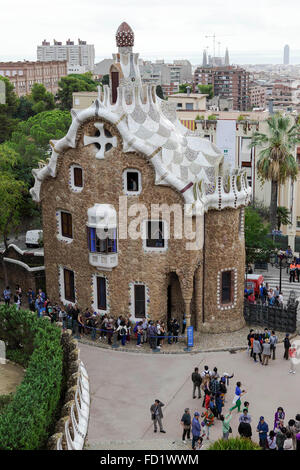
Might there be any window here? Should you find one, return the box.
[87,227,117,254]
[96,277,107,310]
[146,220,165,248]
[134,285,146,318]
[221,271,233,304]
[297,217,300,229]
[64,268,75,303]
[123,169,141,195]
[186,103,194,110]
[61,211,73,239]
[73,167,83,188]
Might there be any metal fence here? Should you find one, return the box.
[244,301,298,333]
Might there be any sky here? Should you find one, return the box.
[1,0,300,65]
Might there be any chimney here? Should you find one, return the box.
[268,99,274,114]
[186,86,191,96]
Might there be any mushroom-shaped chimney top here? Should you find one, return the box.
[116,22,134,48]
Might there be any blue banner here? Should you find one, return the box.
[187,326,194,348]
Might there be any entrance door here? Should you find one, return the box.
[111,71,119,104]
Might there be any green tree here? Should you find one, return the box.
[15,95,35,120]
[250,114,300,231]
[0,172,26,285]
[56,74,97,110]
[277,206,291,230]
[178,83,192,93]
[197,84,214,99]
[101,74,109,86]
[0,76,19,143]
[208,437,261,450]
[8,109,71,185]
[30,83,55,114]
[245,207,275,265]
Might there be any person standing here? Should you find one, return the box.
[289,342,297,374]
[191,412,201,450]
[267,430,277,450]
[238,408,252,439]
[191,367,202,399]
[262,338,271,366]
[116,321,128,347]
[220,411,232,440]
[284,334,291,360]
[274,407,285,431]
[180,408,191,442]
[3,286,11,306]
[276,426,287,450]
[201,408,214,440]
[257,416,269,449]
[150,399,166,433]
[270,331,278,360]
[201,366,211,391]
[283,431,293,450]
[229,381,246,413]
[253,334,262,363]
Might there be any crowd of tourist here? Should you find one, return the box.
[176,365,300,450]
[245,282,284,306]
[1,285,185,348]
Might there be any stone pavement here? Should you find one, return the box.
[80,337,300,451]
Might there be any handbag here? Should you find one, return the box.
[151,413,155,420]
[229,426,232,433]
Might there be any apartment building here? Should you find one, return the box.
[194,66,250,111]
[249,83,266,109]
[37,39,95,72]
[0,60,67,96]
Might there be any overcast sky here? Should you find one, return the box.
[2,0,300,65]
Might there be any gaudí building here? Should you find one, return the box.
[30,23,251,333]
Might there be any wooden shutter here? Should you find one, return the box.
[73,167,83,187]
[134,285,146,318]
[61,212,72,238]
[111,71,119,104]
[64,269,75,302]
[97,277,107,310]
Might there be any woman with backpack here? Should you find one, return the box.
[253,334,262,363]
[201,409,214,440]
[116,321,128,346]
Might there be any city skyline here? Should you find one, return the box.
[1,0,300,65]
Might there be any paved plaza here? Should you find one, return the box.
[80,337,300,450]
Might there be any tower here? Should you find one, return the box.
[284,45,290,65]
[224,48,230,66]
[202,49,208,67]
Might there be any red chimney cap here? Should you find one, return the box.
[116,22,134,47]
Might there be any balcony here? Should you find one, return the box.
[89,252,118,269]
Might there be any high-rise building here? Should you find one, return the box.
[37,39,95,72]
[284,45,290,65]
[224,48,230,66]
[202,49,208,67]
[194,66,250,111]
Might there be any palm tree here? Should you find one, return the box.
[250,114,300,231]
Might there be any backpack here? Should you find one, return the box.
[120,327,126,336]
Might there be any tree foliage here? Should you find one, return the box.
[250,114,300,230]
[245,207,275,264]
[56,73,98,110]
[8,109,71,185]
[0,76,19,143]
[0,306,63,450]
[198,84,214,99]
[208,437,261,450]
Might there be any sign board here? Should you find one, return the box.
[187,326,194,348]
[216,120,236,171]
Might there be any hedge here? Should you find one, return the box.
[208,437,261,450]
[0,306,63,450]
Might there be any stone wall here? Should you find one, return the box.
[200,208,246,333]
[40,117,200,323]
[39,117,246,333]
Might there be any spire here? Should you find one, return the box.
[225,48,230,66]
[116,22,134,48]
[202,49,208,67]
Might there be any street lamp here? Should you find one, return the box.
[269,250,289,293]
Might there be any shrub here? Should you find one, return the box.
[208,437,261,450]
[0,394,13,414]
[0,306,63,450]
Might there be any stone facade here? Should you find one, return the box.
[32,23,250,333]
